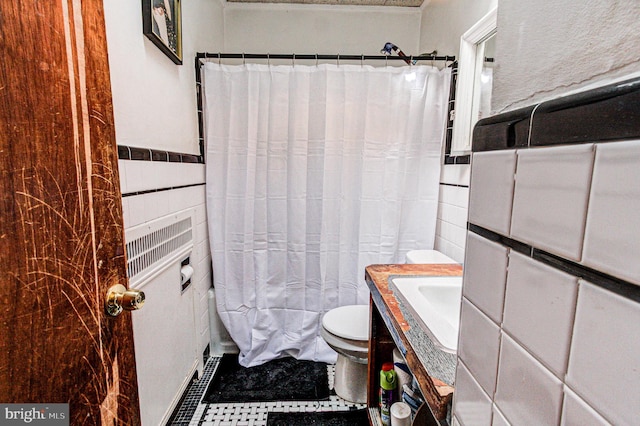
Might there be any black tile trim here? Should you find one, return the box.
[444,154,471,164]
[122,182,205,198]
[472,76,640,152]
[468,223,640,303]
[530,77,640,146]
[533,249,640,304]
[117,145,204,164]
[468,224,532,256]
[472,105,535,152]
[117,145,130,160]
[439,182,470,188]
[130,146,152,161]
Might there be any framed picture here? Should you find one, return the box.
[142,0,182,65]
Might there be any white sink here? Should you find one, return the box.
[391,276,463,353]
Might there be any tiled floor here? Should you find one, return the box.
[168,356,366,426]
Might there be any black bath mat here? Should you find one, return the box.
[202,354,330,403]
[266,409,369,426]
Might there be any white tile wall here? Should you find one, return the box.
[459,136,640,425]
[468,150,517,236]
[491,404,510,426]
[566,280,640,426]
[510,144,595,261]
[118,160,205,195]
[561,387,610,426]
[582,139,640,285]
[457,299,501,396]
[120,160,212,370]
[453,361,493,425]
[503,252,578,377]
[494,333,564,425]
[456,234,639,426]
[462,232,508,323]
[435,183,469,263]
[440,164,471,187]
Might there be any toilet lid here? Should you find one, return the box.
[322,305,369,341]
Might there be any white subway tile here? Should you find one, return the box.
[462,232,508,323]
[458,298,501,396]
[143,191,171,223]
[437,238,466,264]
[120,197,131,229]
[440,185,470,209]
[583,139,640,286]
[126,194,147,228]
[195,204,207,225]
[503,252,578,377]
[566,281,640,426]
[120,160,205,195]
[468,151,516,235]
[495,333,563,425]
[118,160,128,194]
[492,404,510,426]
[441,163,471,186]
[561,387,610,426]
[439,220,467,249]
[510,144,594,261]
[435,217,443,237]
[440,202,469,228]
[453,361,493,426]
[197,216,209,240]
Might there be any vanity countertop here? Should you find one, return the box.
[365,263,462,421]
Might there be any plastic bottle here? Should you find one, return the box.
[379,362,397,426]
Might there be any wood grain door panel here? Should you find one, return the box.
[0,1,140,424]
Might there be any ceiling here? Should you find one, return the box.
[227,0,425,7]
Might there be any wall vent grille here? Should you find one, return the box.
[125,209,195,287]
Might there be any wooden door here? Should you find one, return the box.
[0,1,141,424]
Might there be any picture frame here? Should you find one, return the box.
[142,0,182,65]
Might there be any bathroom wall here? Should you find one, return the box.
[453,81,640,426]
[492,0,640,113]
[419,0,496,263]
[418,0,497,57]
[105,0,223,153]
[103,0,224,422]
[223,2,421,56]
[452,1,640,423]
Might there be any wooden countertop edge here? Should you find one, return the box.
[365,263,462,420]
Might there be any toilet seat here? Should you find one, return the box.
[322,305,369,341]
[321,304,370,403]
[320,327,368,356]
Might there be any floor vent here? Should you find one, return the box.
[125,209,195,287]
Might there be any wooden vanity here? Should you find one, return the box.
[364,264,463,425]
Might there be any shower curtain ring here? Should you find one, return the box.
[242,53,246,65]
[337,54,340,67]
[217,52,221,65]
[409,55,413,67]
[292,53,295,67]
[267,53,270,66]
[361,54,364,67]
[315,54,318,67]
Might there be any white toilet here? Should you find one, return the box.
[405,249,458,264]
[321,250,456,403]
[320,304,369,403]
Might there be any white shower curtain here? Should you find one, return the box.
[204,62,450,367]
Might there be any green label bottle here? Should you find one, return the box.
[379,362,397,426]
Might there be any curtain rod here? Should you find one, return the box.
[196,52,456,64]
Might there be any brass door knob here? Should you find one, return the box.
[105,284,145,317]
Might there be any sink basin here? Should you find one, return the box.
[391,276,463,353]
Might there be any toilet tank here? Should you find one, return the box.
[405,250,457,264]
